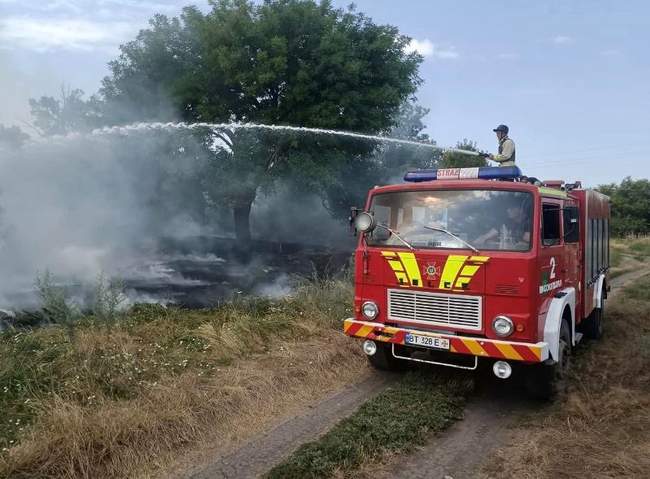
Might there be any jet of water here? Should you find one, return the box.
[89,121,481,157]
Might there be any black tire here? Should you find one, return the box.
[525,319,571,400]
[582,297,605,340]
[367,342,410,371]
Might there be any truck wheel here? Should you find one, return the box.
[525,319,571,400]
[582,298,604,340]
[367,343,409,371]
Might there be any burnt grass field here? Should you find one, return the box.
[0,236,353,330]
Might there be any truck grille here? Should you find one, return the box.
[387,289,482,331]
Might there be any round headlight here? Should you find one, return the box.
[354,212,375,233]
[492,315,514,337]
[361,301,379,320]
[362,340,377,356]
[493,360,512,379]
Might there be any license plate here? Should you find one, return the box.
[404,333,450,350]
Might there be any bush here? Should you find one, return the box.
[35,271,80,339]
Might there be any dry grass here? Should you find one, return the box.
[0,279,365,479]
[482,275,650,478]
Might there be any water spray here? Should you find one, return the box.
[88,121,482,157]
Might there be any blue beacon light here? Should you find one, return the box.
[403,165,522,182]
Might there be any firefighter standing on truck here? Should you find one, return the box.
[489,124,516,166]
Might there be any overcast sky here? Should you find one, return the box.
[1,0,649,186]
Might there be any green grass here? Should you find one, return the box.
[626,239,650,262]
[265,372,470,479]
[609,246,624,268]
[621,274,650,301]
[0,278,352,453]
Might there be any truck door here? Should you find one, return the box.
[538,201,565,300]
[563,204,581,314]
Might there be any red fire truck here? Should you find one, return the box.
[346,166,610,398]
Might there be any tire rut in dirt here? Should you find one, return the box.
[185,372,398,479]
[369,375,539,479]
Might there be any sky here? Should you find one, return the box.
[1,0,649,186]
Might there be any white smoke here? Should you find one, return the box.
[0,132,210,307]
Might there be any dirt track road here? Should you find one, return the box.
[183,372,398,479]
[179,269,640,479]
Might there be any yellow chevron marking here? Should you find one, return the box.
[383,326,401,335]
[356,324,375,338]
[528,347,542,361]
[455,277,472,288]
[495,343,523,360]
[397,252,423,288]
[439,255,468,290]
[463,340,488,356]
[381,251,396,257]
[387,260,404,272]
[469,256,490,263]
[395,271,409,285]
[460,265,480,277]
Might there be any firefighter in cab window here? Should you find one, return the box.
[489,124,516,166]
[473,199,531,249]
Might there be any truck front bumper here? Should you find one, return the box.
[344,318,549,363]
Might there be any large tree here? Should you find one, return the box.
[101,0,422,241]
[28,86,103,136]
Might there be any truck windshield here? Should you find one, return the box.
[367,189,533,251]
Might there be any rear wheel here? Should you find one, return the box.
[525,319,571,400]
[582,294,605,340]
[367,342,410,371]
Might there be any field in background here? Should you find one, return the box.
[0,278,367,479]
[482,239,650,478]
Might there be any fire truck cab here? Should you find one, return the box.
[345,166,610,399]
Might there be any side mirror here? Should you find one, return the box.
[354,211,376,234]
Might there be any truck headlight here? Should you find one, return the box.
[362,301,379,320]
[492,315,514,337]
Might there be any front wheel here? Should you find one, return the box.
[525,319,571,400]
[367,342,410,371]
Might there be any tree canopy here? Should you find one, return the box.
[29,87,103,136]
[598,177,650,236]
[100,0,423,240]
[439,139,487,168]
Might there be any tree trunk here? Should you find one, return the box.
[233,201,253,243]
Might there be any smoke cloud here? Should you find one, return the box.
[0,129,354,309]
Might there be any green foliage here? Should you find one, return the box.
[265,371,469,479]
[92,273,127,328]
[28,86,103,136]
[598,177,650,237]
[34,271,81,339]
[100,0,423,239]
[439,138,488,168]
[622,273,650,302]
